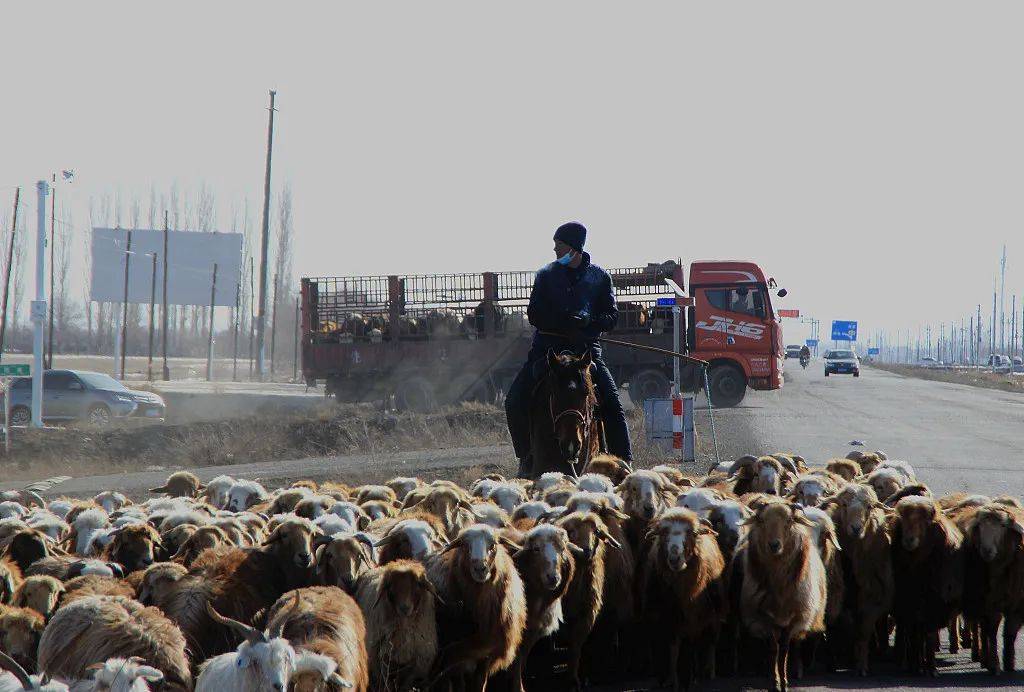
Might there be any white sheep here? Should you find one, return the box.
[93,492,129,515]
[576,473,615,495]
[225,480,269,513]
[73,656,165,691]
[203,475,236,510]
[71,508,109,555]
[0,502,27,521]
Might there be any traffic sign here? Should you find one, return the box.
[805,339,818,347]
[868,347,880,355]
[831,320,858,342]
[656,297,675,306]
[0,364,29,377]
[778,309,800,318]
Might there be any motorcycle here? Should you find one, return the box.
[799,354,810,369]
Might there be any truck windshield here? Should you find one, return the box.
[705,287,767,318]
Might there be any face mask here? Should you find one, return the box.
[556,250,575,266]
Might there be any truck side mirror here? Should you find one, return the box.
[777,288,788,298]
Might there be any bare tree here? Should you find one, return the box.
[273,185,294,375]
[10,207,26,335]
[54,205,78,348]
[84,198,95,347]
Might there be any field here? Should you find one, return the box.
[0,352,299,383]
[869,362,1024,393]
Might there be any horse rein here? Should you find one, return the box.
[549,400,594,478]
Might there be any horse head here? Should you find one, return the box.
[546,349,598,470]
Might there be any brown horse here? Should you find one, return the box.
[528,350,604,479]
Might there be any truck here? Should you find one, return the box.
[300,259,785,409]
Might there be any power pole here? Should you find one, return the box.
[161,211,170,381]
[1000,245,1007,355]
[232,279,240,382]
[248,255,255,379]
[147,252,157,381]
[255,90,277,381]
[46,173,55,369]
[32,181,48,428]
[293,296,300,382]
[992,287,998,370]
[0,188,19,363]
[120,230,132,380]
[270,272,279,376]
[206,263,218,381]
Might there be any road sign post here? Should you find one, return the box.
[831,320,859,342]
[0,366,29,454]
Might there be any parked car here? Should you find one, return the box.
[918,356,942,368]
[785,344,803,359]
[2,370,166,426]
[824,349,860,377]
[984,354,1013,370]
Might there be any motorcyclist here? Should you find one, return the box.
[504,222,632,478]
[799,344,811,365]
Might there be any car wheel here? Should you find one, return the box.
[854,371,860,378]
[396,377,437,412]
[86,404,112,427]
[708,365,746,408]
[824,371,830,377]
[8,405,30,427]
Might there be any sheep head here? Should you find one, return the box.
[646,507,716,572]
[263,518,319,575]
[742,501,815,559]
[443,524,519,584]
[375,520,444,565]
[823,484,885,540]
[515,524,577,592]
[971,504,1024,563]
[315,533,375,591]
[892,496,945,552]
[106,523,163,573]
[137,562,188,607]
[375,559,441,617]
[86,656,164,691]
[12,576,63,621]
[556,512,619,563]
[616,470,680,521]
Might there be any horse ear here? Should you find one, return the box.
[578,349,593,369]
[547,349,559,370]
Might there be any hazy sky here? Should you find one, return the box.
[2,1,1022,345]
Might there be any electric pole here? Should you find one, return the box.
[120,230,132,380]
[256,90,277,381]
[161,211,170,381]
[46,173,55,369]
[0,188,19,363]
[1000,245,1007,355]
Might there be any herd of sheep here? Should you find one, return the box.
[0,450,1019,691]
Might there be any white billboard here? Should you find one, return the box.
[90,228,243,307]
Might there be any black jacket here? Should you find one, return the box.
[526,252,617,357]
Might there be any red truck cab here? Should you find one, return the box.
[687,261,784,405]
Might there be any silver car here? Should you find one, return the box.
[3,370,166,426]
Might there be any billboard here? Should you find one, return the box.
[831,320,858,342]
[90,228,243,307]
[778,309,800,318]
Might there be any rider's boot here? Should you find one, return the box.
[515,455,534,479]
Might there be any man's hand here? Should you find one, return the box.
[568,311,591,329]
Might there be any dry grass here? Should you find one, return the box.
[870,362,1024,394]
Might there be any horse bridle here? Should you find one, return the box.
[549,398,594,478]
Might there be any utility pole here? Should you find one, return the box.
[119,230,132,380]
[32,181,48,428]
[46,173,55,369]
[147,252,157,381]
[161,211,170,381]
[0,188,20,363]
[255,90,277,381]
[206,263,218,381]
[232,279,240,382]
[248,255,255,379]
[270,272,278,377]
[1000,245,1007,355]
[293,296,300,382]
[992,287,998,371]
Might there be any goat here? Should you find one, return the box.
[889,496,964,676]
[77,656,166,691]
[0,650,68,691]
[196,596,350,692]
[355,561,438,691]
[149,472,203,499]
[639,508,726,691]
[822,483,893,676]
[11,577,62,621]
[426,525,526,692]
[38,595,190,691]
[739,502,827,692]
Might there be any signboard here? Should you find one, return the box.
[0,364,29,377]
[831,320,858,342]
[868,347,880,355]
[778,309,800,318]
[805,339,818,347]
[30,301,47,323]
[656,297,675,306]
[90,228,243,306]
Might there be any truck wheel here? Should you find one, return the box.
[396,377,437,412]
[628,369,671,402]
[708,365,746,408]
[447,374,493,405]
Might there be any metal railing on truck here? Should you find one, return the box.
[301,262,681,345]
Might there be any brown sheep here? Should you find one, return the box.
[639,508,726,691]
[739,502,827,692]
[159,524,199,560]
[355,485,397,506]
[60,574,135,607]
[0,557,22,605]
[355,560,439,691]
[102,523,164,574]
[136,562,189,607]
[171,525,230,566]
[149,471,203,498]
[0,605,44,673]
[825,459,861,483]
[38,594,191,690]
[555,511,619,689]
[889,496,964,676]
[359,500,399,523]
[509,524,577,692]
[314,533,376,592]
[6,529,56,574]
[581,453,630,484]
[616,470,681,546]
[10,576,62,621]
[403,486,477,539]
[822,483,894,676]
[729,455,792,497]
[385,477,423,503]
[375,519,446,566]
[426,524,526,692]
[266,586,370,692]
[295,496,336,520]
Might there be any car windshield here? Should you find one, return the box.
[76,372,129,392]
[829,351,855,359]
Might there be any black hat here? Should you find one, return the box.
[553,222,586,253]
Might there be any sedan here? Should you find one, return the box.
[824,350,860,377]
[3,370,166,426]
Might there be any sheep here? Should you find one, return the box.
[67,509,109,557]
[0,650,68,692]
[224,480,269,512]
[508,524,577,692]
[202,475,236,510]
[825,459,861,483]
[729,455,791,497]
[799,506,845,670]
[265,587,369,692]
[148,472,203,499]
[384,477,422,504]
[821,483,893,676]
[616,470,680,547]
[638,508,726,691]
[26,558,123,582]
[7,530,58,574]
[554,511,619,689]
[889,495,964,676]
[468,503,509,530]
[581,453,631,484]
[651,464,694,489]
[675,487,723,517]
[326,503,370,533]
[354,486,397,506]
[705,500,752,563]
[102,525,163,575]
[38,595,190,690]
[356,501,396,523]
[426,524,526,692]
[509,502,552,532]
[195,596,351,692]
[576,473,615,495]
[885,483,932,507]
[0,558,22,605]
[863,467,906,503]
[355,561,438,691]
[0,504,27,522]
[961,503,1024,673]
[59,575,135,607]
[24,514,67,545]
[788,475,838,508]
[374,520,444,565]
[169,526,229,566]
[11,577,62,621]
[406,486,478,539]
[135,562,188,608]
[314,533,376,592]
[482,482,527,515]
[739,501,827,692]
[267,488,314,515]
[0,606,45,674]
[93,492,129,516]
[851,451,884,475]
[531,472,572,497]
[77,656,166,691]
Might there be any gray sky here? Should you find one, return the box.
[2,1,1022,345]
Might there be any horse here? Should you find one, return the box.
[528,350,604,479]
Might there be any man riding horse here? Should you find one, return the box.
[505,221,633,478]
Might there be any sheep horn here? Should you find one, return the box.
[206,602,266,644]
[771,455,800,476]
[0,648,33,689]
[267,591,302,640]
[21,491,45,508]
[728,455,758,478]
[329,673,354,688]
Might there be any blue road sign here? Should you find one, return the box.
[805,339,818,347]
[656,297,675,306]
[868,347,880,355]
[831,320,858,342]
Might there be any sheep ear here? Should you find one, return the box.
[698,519,718,537]
[137,666,165,682]
[330,673,355,688]
[828,531,842,552]
[598,530,621,550]
[149,485,169,494]
[499,536,522,553]
[567,542,585,558]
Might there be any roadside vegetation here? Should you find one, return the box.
[870,362,1024,394]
